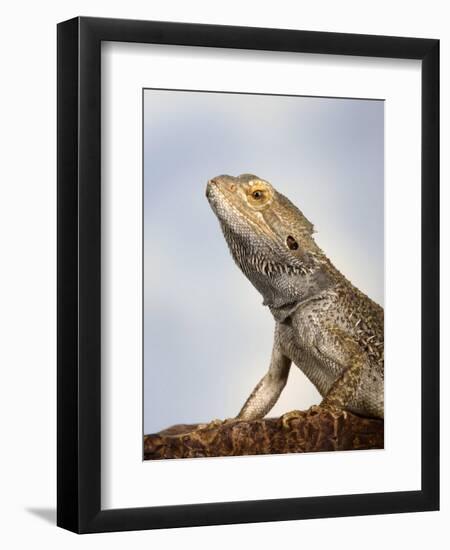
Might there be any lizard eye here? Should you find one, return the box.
[286,235,299,250]
[248,185,270,206]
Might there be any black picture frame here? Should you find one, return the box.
[57,16,439,533]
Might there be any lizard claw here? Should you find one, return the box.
[281,410,304,429]
[306,404,324,416]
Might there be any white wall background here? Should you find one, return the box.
[0,1,447,548]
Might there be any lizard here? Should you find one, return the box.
[206,173,384,421]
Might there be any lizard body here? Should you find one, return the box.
[206,174,384,420]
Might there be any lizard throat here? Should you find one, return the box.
[223,226,319,278]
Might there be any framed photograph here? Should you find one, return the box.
[57,16,439,533]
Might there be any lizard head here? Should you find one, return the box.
[206,174,331,319]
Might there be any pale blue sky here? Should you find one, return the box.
[143,89,384,435]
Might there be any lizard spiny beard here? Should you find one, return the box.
[222,224,330,318]
[222,225,319,280]
[220,224,328,318]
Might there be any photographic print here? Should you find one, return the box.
[143,89,384,460]
[57,18,439,531]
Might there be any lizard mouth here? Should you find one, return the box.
[205,178,225,209]
[205,179,216,199]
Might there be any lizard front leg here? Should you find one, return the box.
[317,327,365,411]
[238,335,291,421]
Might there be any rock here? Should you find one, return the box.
[143,406,384,460]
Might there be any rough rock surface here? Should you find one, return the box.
[143,407,384,460]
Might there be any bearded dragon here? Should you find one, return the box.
[206,174,384,420]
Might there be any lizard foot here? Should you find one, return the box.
[306,404,324,416]
[281,410,304,429]
[318,399,347,417]
[195,418,224,431]
[196,417,237,431]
